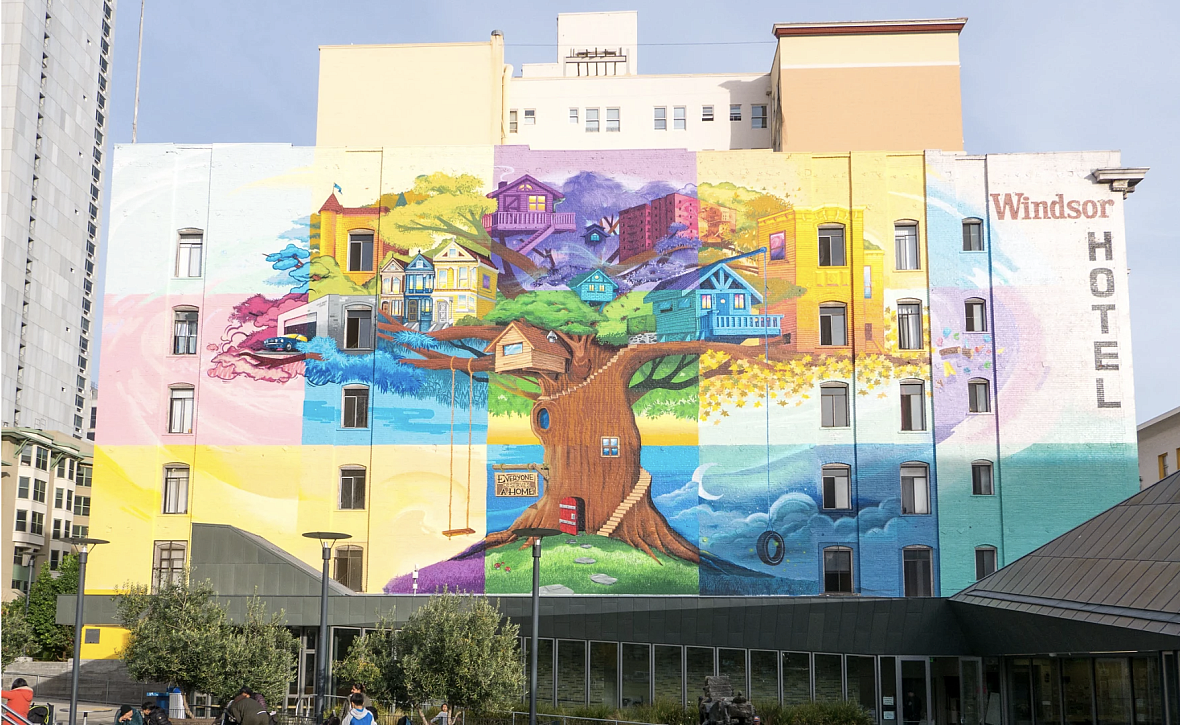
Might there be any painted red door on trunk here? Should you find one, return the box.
[559,496,579,534]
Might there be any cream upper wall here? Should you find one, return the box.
[776,30,961,68]
[507,73,772,151]
[316,40,506,148]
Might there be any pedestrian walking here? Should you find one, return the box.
[226,688,270,725]
[346,695,373,725]
[2,679,34,725]
[430,704,449,725]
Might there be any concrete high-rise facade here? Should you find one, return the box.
[2,0,116,437]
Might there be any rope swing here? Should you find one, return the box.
[443,356,476,538]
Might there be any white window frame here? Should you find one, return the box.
[819,304,847,347]
[964,298,988,332]
[569,108,578,124]
[347,231,374,273]
[895,223,920,270]
[820,464,851,511]
[900,380,926,432]
[896,301,923,350]
[818,225,846,267]
[162,465,190,514]
[752,104,768,129]
[606,107,620,132]
[342,385,370,429]
[971,461,994,496]
[167,385,195,434]
[175,232,203,278]
[172,307,199,355]
[509,110,518,133]
[673,106,686,130]
[523,109,536,125]
[962,218,984,252]
[900,464,930,515]
[585,108,600,132]
[702,105,714,122]
[968,378,992,413]
[654,107,667,131]
[729,104,742,122]
[820,383,849,429]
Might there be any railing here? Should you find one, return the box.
[3,704,34,725]
[481,212,577,232]
[708,314,784,335]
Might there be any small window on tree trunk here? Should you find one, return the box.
[602,437,619,457]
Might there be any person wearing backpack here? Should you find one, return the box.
[226,688,269,725]
[2,679,34,725]
[345,694,373,725]
[141,701,172,725]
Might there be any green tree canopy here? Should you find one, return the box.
[482,291,604,336]
[2,599,34,667]
[25,554,78,660]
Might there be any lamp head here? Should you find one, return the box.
[66,536,109,554]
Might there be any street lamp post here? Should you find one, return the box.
[511,527,562,725]
[303,531,352,725]
[66,537,108,725]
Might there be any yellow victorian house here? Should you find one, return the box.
[429,239,498,326]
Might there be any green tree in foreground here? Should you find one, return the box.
[337,593,522,722]
[25,554,79,660]
[116,573,297,715]
[2,599,34,667]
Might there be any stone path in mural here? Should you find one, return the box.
[590,574,618,586]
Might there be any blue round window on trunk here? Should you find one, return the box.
[537,408,550,430]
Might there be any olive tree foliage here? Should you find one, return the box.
[336,593,523,719]
[116,572,297,714]
[2,599,34,667]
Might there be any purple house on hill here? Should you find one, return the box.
[482,174,577,255]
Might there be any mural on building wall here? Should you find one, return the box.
[93,145,1138,601]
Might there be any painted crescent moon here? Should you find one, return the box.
[694,462,721,501]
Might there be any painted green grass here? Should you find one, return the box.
[484,533,698,594]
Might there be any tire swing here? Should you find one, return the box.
[442,357,476,538]
[756,530,785,565]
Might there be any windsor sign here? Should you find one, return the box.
[991,193,1115,221]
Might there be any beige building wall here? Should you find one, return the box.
[772,19,965,153]
[1138,406,1180,488]
[316,36,508,148]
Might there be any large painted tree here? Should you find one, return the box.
[384,290,797,564]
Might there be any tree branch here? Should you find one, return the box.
[489,378,540,402]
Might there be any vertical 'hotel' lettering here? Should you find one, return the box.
[1089,231,1121,408]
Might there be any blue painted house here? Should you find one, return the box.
[643,250,783,342]
[582,222,610,245]
[569,269,619,305]
[404,253,435,329]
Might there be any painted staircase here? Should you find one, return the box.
[517,224,558,255]
[597,467,652,537]
[538,348,626,402]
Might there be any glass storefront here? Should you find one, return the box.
[556,639,586,706]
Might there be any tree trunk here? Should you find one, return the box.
[502,349,699,564]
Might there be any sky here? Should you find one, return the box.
[98,0,1180,423]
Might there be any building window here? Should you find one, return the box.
[1161,454,1170,480]
[819,304,847,346]
[972,461,994,496]
[569,108,578,124]
[334,545,363,591]
[821,465,851,510]
[77,465,91,488]
[18,477,30,499]
[74,525,89,538]
[35,447,49,471]
[900,381,926,431]
[163,466,189,514]
[344,308,372,350]
[74,495,91,516]
[342,386,369,429]
[752,104,768,129]
[602,437,620,457]
[699,294,713,310]
[968,378,992,413]
[173,308,199,355]
[55,488,65,509]
[523,109,536,125]
[152,541,186,591]
[340,468,366,510]
[897,302,923,350]
[818,225,846,267]
[903,547,933,597]
[175,232,203,278]
[586,108,600,132]
[50,550,61,570]
[503,342,524,356]
[29,512,44,536]
[32,480,46,503]
[20,447,32,465]
[347,232,374,273]
[823,547,853,593]
[820,383,849,428]
[895,223,920,270]
[901,464,930,515]
[729,104,742,122]
[15,510,28,532]
[702,105,714,122]
[964,298,987,332]
[508,110,519,133]
[962,219,984,251]
[527,195,546,211]
[168,386,195,434]
[653,107,666,130]
[673,106,686,130]
[606,107,620,132]
[733,293,746,310]
[975,547,997,580]
[52,518,70,540]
